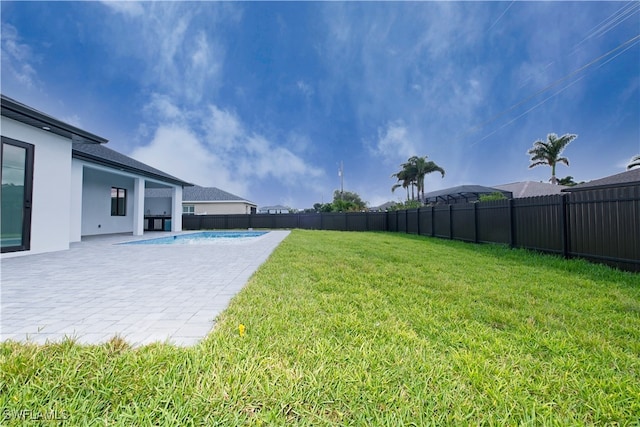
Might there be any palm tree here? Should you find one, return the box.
[628,155,640,170]
[527,133,577,185]
[391,167,413,201]
[557,176,577,186]
[392,156,445,201]
[410,155,445,201]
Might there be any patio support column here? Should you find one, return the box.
[132,177,145,236]
[69,162,84,242]
[171,186,183,232]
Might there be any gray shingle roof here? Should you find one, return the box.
[3,94,190,187]
[183,186,253,203]
[73,143,191,187]
[562,169,640,192]
[1,94,107,144]
[146,185,255,204]
[494,181,568,198]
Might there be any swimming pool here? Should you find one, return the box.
[122,231,269,245]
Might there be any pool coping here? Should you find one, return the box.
[120,230,271,245]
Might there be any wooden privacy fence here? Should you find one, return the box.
[183,187,640,272]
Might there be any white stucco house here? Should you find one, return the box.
[145,185,257,216]
[1,95,191,257]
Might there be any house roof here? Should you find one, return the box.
[73,142,192,187]
[562,169,640,192]
[494,181,568,198]
[423,185,512,203]
[1,94,107,144]
[146,185,255,204]
[259,205,290,211]
[370,201,397,211]
[182,186,254,204]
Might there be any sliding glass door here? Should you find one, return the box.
[1,137,34,253]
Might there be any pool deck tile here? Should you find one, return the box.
[1,230,289,347]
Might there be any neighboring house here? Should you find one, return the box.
[1,95,191,257]
[145,185,257,215]
[258,205,290,214]
[561,168,640,193]
[494,181,568,198]
[369,201,397,212]
[423,185,512,204]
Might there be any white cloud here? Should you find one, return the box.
[191,32,210,69]
[374,120,417,161]
[101,2,227,104]
[62,114,82,128]
[100,0,144,18]
[132,100,324,199]
[286,131,313,153]
[413,3,485,58]
[130,125,245,195]
[204,105,243,152]
[297,80,314,98]
[144,93,184,122]
[245,135,322,181]
[157,16,189,73]
[1,23,38,88]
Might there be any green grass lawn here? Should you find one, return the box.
[2,230,639,425]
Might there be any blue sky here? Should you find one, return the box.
[2,1,638,209]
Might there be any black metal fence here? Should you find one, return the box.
[183,186,640,272]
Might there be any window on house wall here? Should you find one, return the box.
[1,137,34,253]
[111,187,126,216]
[183,205,195,215]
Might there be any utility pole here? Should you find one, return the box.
[338,161,344,200]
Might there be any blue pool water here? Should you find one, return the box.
[123,231,268,245]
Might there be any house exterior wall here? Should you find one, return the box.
[1,116,72,257]
[81,166,135,236]
[186,202,254,215]
[145,197,172,215]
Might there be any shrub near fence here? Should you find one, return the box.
[183,189,640,272]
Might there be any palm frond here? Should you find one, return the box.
[527,133,577,181]
[528,160,548,168]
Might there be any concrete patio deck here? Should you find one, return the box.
[1,230,290,347]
